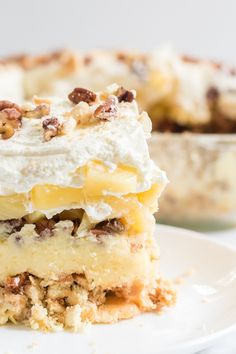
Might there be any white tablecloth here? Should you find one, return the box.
[197,228,236,354]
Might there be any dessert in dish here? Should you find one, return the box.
[0,84,175,331]
[149,47,236,134]
[5,46,236,134]
[2,46,236,228]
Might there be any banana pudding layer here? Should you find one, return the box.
[0,85,174,331]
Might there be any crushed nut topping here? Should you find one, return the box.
[42,117,62,141]
[84,55,92,66]
[68,87,97,105]
[0,100,22,139]
[94,96,119,121]
[206,86,220,101]
[23,104,50,118]
[117,87,134,103]
[5,272,29,293]
[181,55,200,64]
[35,219,56,238]
[91,218,125,235]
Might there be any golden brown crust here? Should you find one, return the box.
[0,272,176,331]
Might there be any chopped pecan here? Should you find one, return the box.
[5,272,29,293]
[0,100,22,139]
[91,218,125,235]
[23,104,50,118]
[0,100,22,113]
[0,108,22,127]
[84,56,92,65]
[42,117,62,141]
[0,121,15,139]
[68,87,97,105]
[9,219,25,233]
[181,55,200,64]
[94,96,118,121]
[206,86,219,101]
[71,219,81,236]
[117,87,134,103]
[116,52,128,62]
[35,219,56,239]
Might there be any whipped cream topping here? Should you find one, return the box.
[0,86,167,198]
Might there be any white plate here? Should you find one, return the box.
[1,225,236,354]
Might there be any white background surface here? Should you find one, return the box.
[1,0,236,352]
[0,0,235,64]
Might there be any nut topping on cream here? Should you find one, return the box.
[94,96,119,121]
[42,117,62,141]
[23,104,50,119]
[117,87,135,103]
[0,100,22,139]
[68,87,97,105]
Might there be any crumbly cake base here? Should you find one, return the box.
[0,273,176,331]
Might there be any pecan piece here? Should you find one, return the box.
[0,100,22,112]
[8,218,25,233]
[84,56,92,66]
[68,87,97,105]
[0,100,22,139]
[117,87,134,103]
[42,117,62,141]
[5,272,29,293]
[181,55,200,64]
[35,219,56,239]
[91,218,125,235]
[206,86,219,101]
[0,121,14,139]
[94,96,118,121]
[23,104,50,118]
[71,219,81,236]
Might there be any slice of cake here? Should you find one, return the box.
[0,84,175,331]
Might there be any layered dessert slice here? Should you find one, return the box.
[0,84,175,331]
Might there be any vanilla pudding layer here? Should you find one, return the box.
[0,217,157,285]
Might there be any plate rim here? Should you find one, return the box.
[156,223,236,353]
